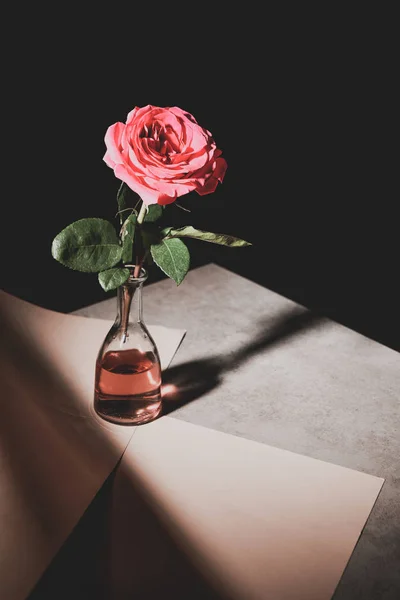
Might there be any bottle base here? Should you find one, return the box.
[94,392,162,426]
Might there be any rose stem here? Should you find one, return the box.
[134,201,147,277]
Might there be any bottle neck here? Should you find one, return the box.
[117,281,143,331]
[116,267,147,335]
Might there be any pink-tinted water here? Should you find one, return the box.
[94,349,162,425]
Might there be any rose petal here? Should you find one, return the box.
[169,106,199,125]
[195,157,228,195]
[142,175,195,199]
[103,105,227,207]
[157,192,178,205]
[104,122,125,165]
[114,164,159,205]
[126,105,155,125]
[103,150,115,169]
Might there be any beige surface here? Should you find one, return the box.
[107,416,383,600]
[73,263,399,599]
[0,290,186,600]
[1,261,395,599]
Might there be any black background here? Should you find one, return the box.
[1,9,398,351]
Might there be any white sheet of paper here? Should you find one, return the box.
[0,290,186,600]
[109,416,384,600]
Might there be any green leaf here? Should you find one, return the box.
[51,218,123,273]
[161,226,173,237]
[144,204,163,223]
[150,238,190,285]
[98,267,130,292]
[164,226,252,247]
[116,182,129,224]
[121,213,137,264]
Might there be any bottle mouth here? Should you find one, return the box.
[124,265,148,283]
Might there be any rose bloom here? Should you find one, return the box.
[103,105,227,205]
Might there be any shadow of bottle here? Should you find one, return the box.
[161,307,325,416]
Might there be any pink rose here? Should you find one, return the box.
[103,105,227,205]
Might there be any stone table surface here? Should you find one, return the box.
[73,263,400,600]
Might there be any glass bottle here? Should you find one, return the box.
[94,266,162,425]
